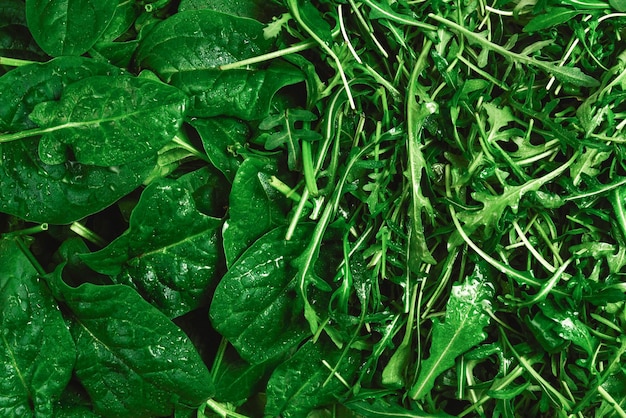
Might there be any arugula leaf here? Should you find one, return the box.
[0,239,75,417]
[80,168,223,318]
[409,267,493,400]
[46,269,214,417]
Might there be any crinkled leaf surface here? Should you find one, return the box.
[28,75,188,166]
[222,157,287,266]
[47,271,214,418]
[25,0,117,56]
[170,61,304,120]
[210,225,313,364]
[0,239,75,417]
[0,137,157,224]
[80,168,223,318]
[135,9,273,81]
[265,339,360,417]
[0,57,124,132]
[409,268,493,400]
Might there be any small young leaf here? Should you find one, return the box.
[523,8,582,33]
[409,267,493,400]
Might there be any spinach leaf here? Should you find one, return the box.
[170,61,304,120]
[222,157,288,265]
[25,0,118,56]
[210,225,313,364]
[265,339,361,417]
[46,269,214,417]
[28,75,188,166]
[81,168,223,318]
[135,9,273,81]
[0,239,75,417]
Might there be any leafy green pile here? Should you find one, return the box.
[2,0,626,416]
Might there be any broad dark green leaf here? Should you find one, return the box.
[213,351,272,403]
[0,239,75,417]
[25,0,118,56]
[0,137,157,224]
[222,157,288,265]
[523,8,582,33]
[265,339,360,417]
[135,9,273,81]
[0,57,124,132]
[80,168,223,318]
[210,225,313,364]
[47,272,214,418]
[178,0,283,21]
[29,75,188,166]
[190,117,247,182]
[170,61,304,120]
[409,267,493,400]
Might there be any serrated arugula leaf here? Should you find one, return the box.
[0,239,75,417]
[409,268,493,400]
[80,168,223,318]
[259,108,322,171]
[46,270,214,417]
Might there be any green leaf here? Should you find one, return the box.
[47,270,214,417]
[28,75,188,166]
[178,0,283,21]
[409,267,493,400]
[0,57,124,132]
[265,339,360,417]
[345,398,455,417]
[212,351,272,403]
[0,137,157,224]
[190,118,247,182]
[222,157,287,266]
[523,8,583,33]
[135,9,273,81]
[210,225,314,364]
[258,108,322,171]
[80,168,223,318]
[170,61,304,120]
[0,239,75,417]
[25,0,117,56]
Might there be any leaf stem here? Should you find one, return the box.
[0,56,38,67]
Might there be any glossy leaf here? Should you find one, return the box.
[25,0,117,56]
[80,168,223,318]
[47,271,214,418]
[0,239,75,417]
[523,8,582,33]
[27,75,188,166]
[178,0,283,21]
[190,117,247,182]
[210,225,313,364]
[265,339,360,417]
[0,137,157,224]
[0,57,124,132]
[212,352,272,403]
[222,157,288,265]
[409,269,493,400]
[170,61,304,120]
[135,9,273,81]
